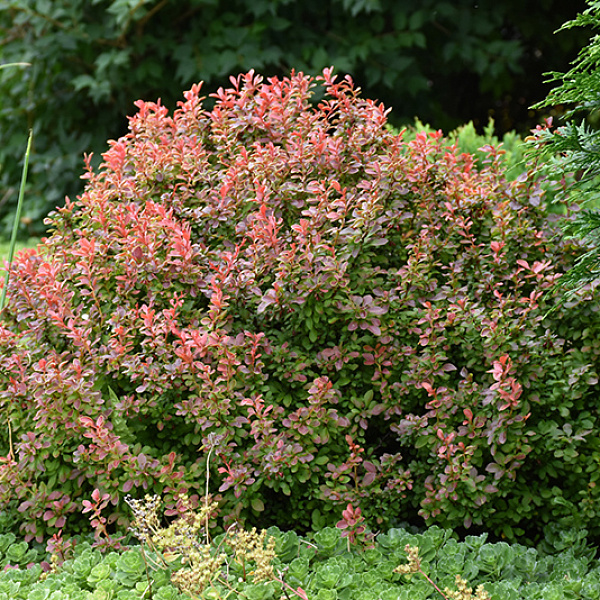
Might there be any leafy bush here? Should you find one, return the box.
[400,118,528,181]
[0,0,588,236]
[1,69,600,547]
[0,237,39,276]
[402,119,571,212]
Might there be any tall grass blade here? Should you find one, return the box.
[0,129,33,314]
[0,62,31,70]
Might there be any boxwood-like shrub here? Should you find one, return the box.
[0,69,599,546]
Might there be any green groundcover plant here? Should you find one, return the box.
[0,498,600,600]
[1,68,600,550]
[2,497,600,600]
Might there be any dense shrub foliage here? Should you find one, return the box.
[1,69,600,547]
[0,0,588,236]
[402,119,528,182]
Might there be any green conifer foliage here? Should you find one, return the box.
[531,0,600,298]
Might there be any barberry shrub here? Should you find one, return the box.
[1,69,599,546]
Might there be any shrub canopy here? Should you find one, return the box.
[0,69,599,547]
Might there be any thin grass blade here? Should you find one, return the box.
[0,129,33,313]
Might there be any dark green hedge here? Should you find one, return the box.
[0,0,588,236]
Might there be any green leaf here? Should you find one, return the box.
[88,562,112,584]
[0,533,16,555]
[5,540,28,563]
[24,590,50,600]
[414,435,431,449]
[251,498,265,512]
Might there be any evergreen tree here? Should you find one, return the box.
[532,0,600,298]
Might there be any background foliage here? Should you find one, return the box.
[0,0,589,237]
